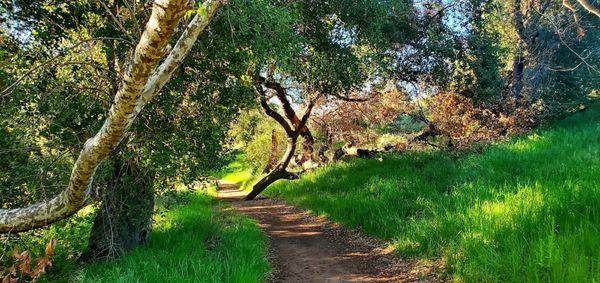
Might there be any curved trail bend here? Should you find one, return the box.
[216,183,442,282]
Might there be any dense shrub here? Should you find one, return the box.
[428,92,540,148]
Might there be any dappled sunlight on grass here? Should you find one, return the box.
[267,104,600,282]
[221,169,254,184]
[76,193,270,282]
[214,153,261,191]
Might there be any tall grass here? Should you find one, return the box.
[267,105,600,282]
[77,192,270,282]
[2,190,269,282]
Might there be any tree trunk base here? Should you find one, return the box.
[80,159,154,262]
[245,169,299,200]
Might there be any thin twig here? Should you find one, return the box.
[0,37,128,97]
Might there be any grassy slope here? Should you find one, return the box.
[267,105,600,282]
[76,192,269,282]
[1,191,269,282]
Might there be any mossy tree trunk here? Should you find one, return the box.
[82,155,154,261]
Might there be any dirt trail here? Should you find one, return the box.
[216,182,442,282]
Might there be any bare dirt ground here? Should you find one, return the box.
[216,183,444,282]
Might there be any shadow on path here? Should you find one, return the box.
[216,185,442,282]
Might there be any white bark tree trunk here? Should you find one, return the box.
[131,0,224,124]
[574,0,600,17]
[0,0,222,233]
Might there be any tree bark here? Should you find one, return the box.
[298,127,316,168]
[511,53,525,99]
[81,156,154,261]
[262,129,279,173]
[565,0,600,17]
[246,137,299,200]
[76,0,224,260]
[130,0,224,124]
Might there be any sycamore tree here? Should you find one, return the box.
[0,0,225,259]
[0,0,338,258]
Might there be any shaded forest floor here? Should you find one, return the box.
[217,185,443,282]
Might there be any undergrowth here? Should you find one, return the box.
[2,190,270,282]
[77,192,270,282]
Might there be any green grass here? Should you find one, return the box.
[76,192,270,282]
[215,153,256,189]
[266,104,600,282]
[215,153,262,191]
[1,191,269,282]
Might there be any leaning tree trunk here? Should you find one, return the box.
[81,156,154,261]
[245,79,315,200]
[246,137,299,200]
[0,0,223,234]
[83,0,223,259]
[0,0,188,233]
[258,76,317,169]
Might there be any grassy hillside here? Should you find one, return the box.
[267,105,600,282]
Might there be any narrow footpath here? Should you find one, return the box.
[216,183,442,282]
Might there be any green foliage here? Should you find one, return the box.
[242,120,287,171]
[527,10,600,112]
[1,191,270,282]
[77,192,270,282]
[267,103,600,282]
[447,0,509,98]
[215,153,255,186]
[0,210,94,282]
[226,109,297,172]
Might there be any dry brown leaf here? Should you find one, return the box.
[45,239,57,257]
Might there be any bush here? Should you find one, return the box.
[428,92,540,148]
[1,240,57,282]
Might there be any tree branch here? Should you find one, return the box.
[0,0,190,233]
[576,0,600,17]
[256,85,294,135]
[298,98,316,130]
[129,0,224,126]
[330,92,372,102]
